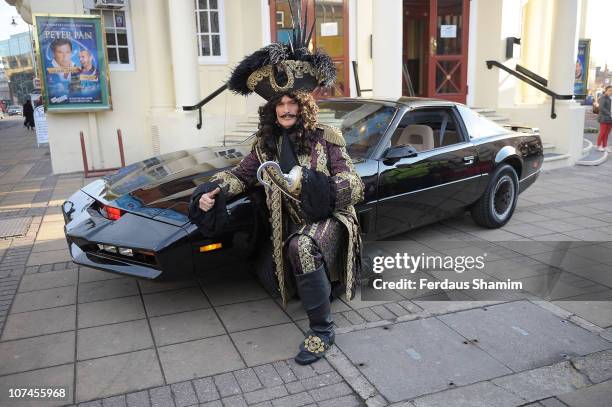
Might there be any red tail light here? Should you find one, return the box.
[103,205,123,220]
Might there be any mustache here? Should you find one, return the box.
[279,113,297,119]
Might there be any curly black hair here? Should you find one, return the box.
[255,91,319,159]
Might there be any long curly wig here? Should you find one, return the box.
[256,91,319,158]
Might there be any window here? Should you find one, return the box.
[87,2,135,71]
[391,108,464,151]
[318,101,396,159]
[195,0,227,64]
[456,105,507,139]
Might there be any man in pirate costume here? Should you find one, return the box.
[192,3,364,365]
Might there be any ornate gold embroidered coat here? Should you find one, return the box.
[211,124,365,305]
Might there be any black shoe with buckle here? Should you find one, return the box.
[293,264,335,365]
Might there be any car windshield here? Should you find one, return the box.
[317,101,396,159]
[241,101,396,159]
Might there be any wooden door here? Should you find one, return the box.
[427,0,469,103]
[269,0,350,97]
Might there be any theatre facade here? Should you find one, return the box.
[7,0,587,174]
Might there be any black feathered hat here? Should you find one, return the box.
[226,1,336,100]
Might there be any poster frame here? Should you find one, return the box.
[32,13,113,113]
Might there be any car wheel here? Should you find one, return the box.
[471,164,519,228]
[254,239,296,299]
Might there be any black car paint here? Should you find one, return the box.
[62,98,543,280]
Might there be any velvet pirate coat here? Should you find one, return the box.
[210,124,365,306]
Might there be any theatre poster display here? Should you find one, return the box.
[33,14,111,112]
[574,38,590,98]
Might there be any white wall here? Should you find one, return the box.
[27,0,153,173]
[22,0,268,173]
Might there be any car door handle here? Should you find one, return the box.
[463,156,475,165]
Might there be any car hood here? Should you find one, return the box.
[81,144,252,226]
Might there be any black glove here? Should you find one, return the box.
[300,168,336,223]
[188,181,228,237]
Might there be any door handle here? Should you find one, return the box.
[463,156,475,165]
[430,37,437,56]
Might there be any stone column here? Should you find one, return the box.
[372,0,402,98]
[520,0,554,104]
[548,0,580,96]
[145,0,175,111]
[167,0,201,108]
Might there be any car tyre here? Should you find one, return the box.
[471,163,519,228]
[255,239,296,299]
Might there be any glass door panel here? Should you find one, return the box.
[270,0,349,97]
[428,0,469,102]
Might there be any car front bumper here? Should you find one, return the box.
[63,189,193,280]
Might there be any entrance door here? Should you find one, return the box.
[269,0,350,97]
[403,0,469,103]
[428,0,469,102]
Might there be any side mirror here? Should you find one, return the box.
[384,145,418,159]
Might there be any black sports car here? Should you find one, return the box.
[63,98,543,288]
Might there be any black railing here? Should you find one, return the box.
[182,84,228,129]
[352,61,372,97]
[486,60,583,119]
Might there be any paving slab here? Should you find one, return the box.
[10,285,76,313]
[231,323,306,367]
[26,248,72,266]
[0,331,74,375]
[335,318,512,402]
[137,278,198,294]
[551,301,612,328]
[17,269,77,292]
[77,296,145,328]
[34,220,65,241]
[201,277,271,306]
[142,287,211,317]
[437,301,612,371]
[571,350,612,384]
[30,238,69,253]
[77,319,153,360]
[0,363,73,407]
[0,216,32,238]
[1,304,75,340]
[78,267,124,283]
[157,335,245,383]
[492,361,590,402]
[557,379,612,407]
[78,277,139,303]
[149,308,226,346]
[76,349,163,402]
[411,380,527,407]
[216,299,291,332]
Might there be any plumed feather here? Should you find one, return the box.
[226,0,336,95]
[227,44,289,95]
[311,48,337,87]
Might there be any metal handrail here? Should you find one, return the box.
[486,60,581,119]
[182,84,228,129]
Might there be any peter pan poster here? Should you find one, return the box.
[33,14,111,112]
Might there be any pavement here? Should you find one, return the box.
[0,115,611,407]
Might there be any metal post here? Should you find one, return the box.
[117,129,126,167]
[80,131,90,178]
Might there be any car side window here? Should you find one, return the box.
[390,108,464,152]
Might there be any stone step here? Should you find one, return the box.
[542,153,571,170]
[581,138,593,158]
[576,148,608,166]
[542,143,556,154]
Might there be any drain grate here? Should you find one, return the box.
[0,217,33,239]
